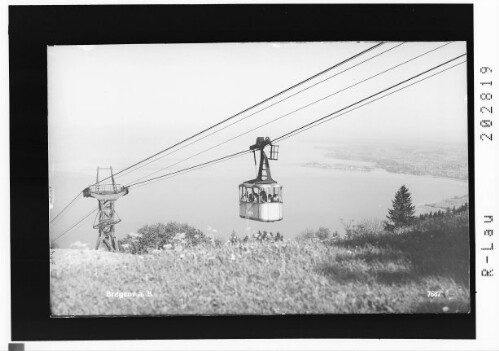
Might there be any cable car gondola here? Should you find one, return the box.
[239,137,283,222]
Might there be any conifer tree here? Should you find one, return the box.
[384,185,416,231]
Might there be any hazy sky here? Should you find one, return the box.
[48,41,468,246]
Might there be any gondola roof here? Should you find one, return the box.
[239,177,281,188]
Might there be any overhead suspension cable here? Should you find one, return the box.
[53,55,466,241]
[49,191,82,224]
[52,54,466,243]
[275,60,467,143]
[127,150,251,188]
[51,208,98,244]
[49,42,385,222]
[97,42,385,184]
[115,42,405,181]
[131,150,253,190]
[125,42,453,186]
[127,53,466,189]
[272,53,467,144]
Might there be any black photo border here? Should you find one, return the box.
[9,4,475,341]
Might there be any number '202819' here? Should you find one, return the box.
[480,66,493,142]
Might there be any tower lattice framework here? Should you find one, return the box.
[83,167,129,252]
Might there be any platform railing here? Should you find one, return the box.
[88,184,126,194]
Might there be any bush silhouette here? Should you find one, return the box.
[121,222,209,254]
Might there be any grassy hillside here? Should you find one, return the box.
[50,211,470,315]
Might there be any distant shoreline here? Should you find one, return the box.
[302,160,468,182]
[302,144,468,182]
[416,194,469,215]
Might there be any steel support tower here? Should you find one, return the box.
[83,167,129,252]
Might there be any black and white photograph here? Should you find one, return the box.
[10,1,499,349]
[48,40,470,316]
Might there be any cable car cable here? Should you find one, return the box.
[272,54,466,144]
[114,42,406,181]
[127,54,466,190]
[127,150,252,188]
[131,150,253,190]
[51,208,98,244]
[49,191,83,224]
[49,45,460,233]
[124,42,454,186]
[274,60,467,143]
[49,43,386,222]
[95,42,386,184]
[59,56,466,242]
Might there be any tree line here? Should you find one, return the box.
[112,184,467,254]
[384,184,468,231]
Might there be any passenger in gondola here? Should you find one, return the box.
[260,190,268,203]
[272,194,280,203]
[252,190,259,202]
[248,193,254,202]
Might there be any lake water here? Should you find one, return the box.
[49,143,469,247]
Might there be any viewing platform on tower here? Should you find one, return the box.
[83,183,129,201]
